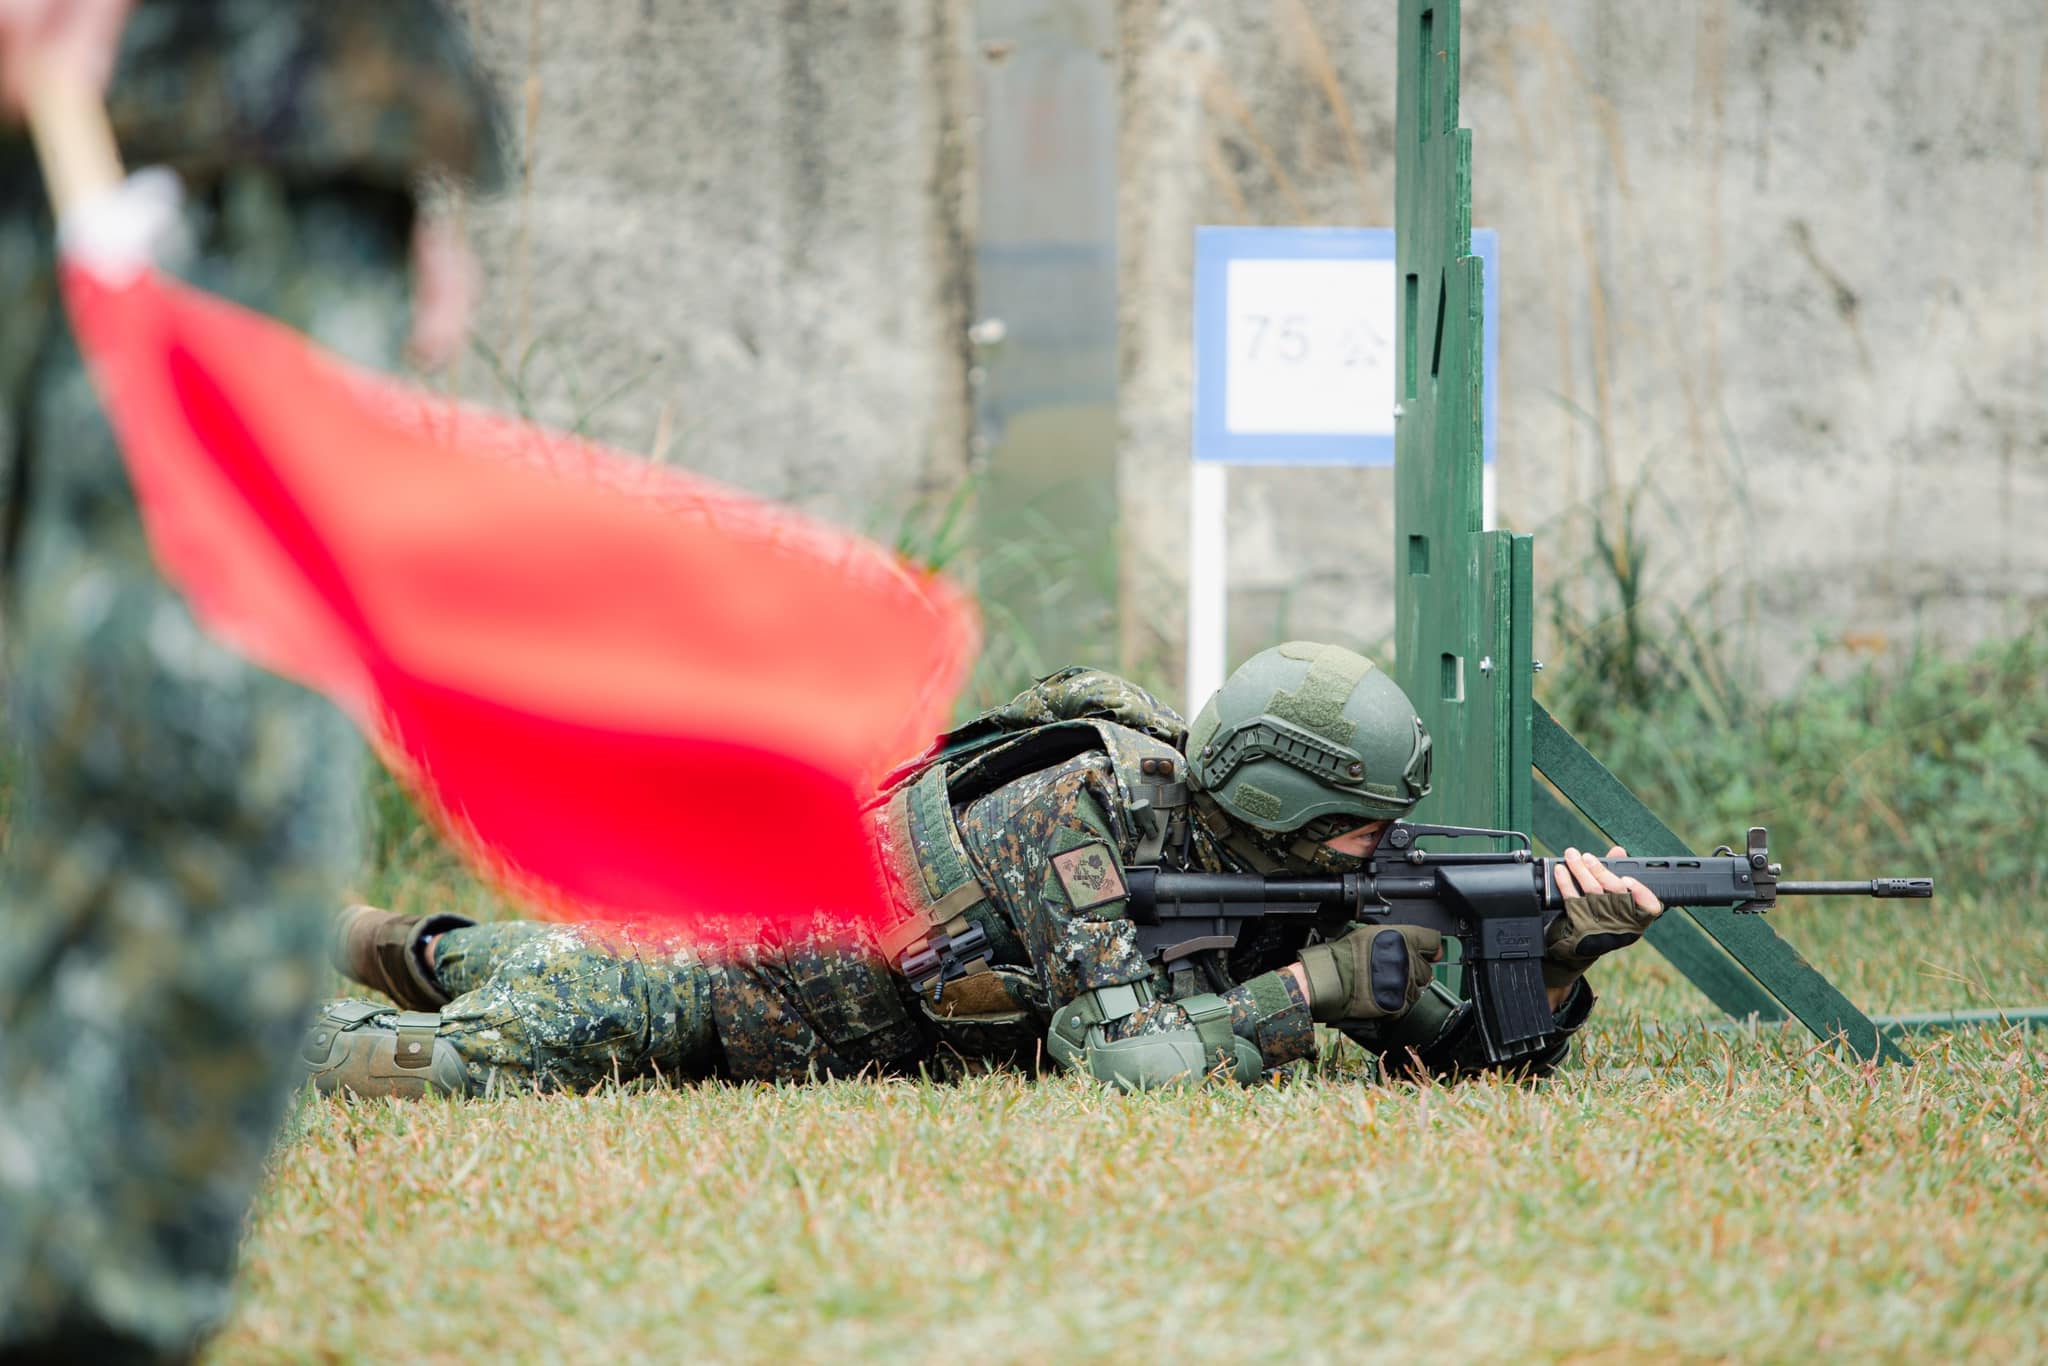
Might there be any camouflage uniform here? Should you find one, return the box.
[0,3,499,1360]
[331,669,1322,1094]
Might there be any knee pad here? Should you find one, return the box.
[301,998,470,1099]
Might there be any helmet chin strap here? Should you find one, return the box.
[1284,837,1365,874]
[1190,792,1286,873]
[1191,792,1364,875]
[1283,813,1371,873]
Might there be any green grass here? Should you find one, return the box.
[213,1020,2048,1362]
[1587,887,2048,1022]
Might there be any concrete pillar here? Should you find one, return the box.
[454,0,977,531]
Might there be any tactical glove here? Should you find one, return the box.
[1298,924,1442,1023]
[1542,890,1660,988]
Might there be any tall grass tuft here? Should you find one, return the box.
[1540,502,2046,910]
[888,476,1126,717]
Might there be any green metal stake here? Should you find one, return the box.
[1392,0,1531,847]
[1392,0,1903,1063]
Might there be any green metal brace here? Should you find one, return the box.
[1390,0,1904,1062]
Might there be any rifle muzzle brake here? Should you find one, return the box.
[1775,878,1935,899]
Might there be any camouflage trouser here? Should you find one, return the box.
[425,919,936,1091]
[0,172,413,1362]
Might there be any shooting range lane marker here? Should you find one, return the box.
[1187,461,1229,712]
[1187,226,1496,708]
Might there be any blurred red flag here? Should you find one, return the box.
[59,260,977,937]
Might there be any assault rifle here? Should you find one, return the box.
[1125,823,1933,1064]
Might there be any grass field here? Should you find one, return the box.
[198,884,2048,1362]
[198,629,2047,1363]
[211,1022,2048,1362]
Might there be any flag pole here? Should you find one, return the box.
[23,70,124,217]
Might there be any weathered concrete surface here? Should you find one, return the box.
[444,1,2047,705]
[453,0,975,529]
[1119,0,2048,699]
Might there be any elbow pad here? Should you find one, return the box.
[1046,984,1262,1091]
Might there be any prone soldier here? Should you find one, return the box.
[310,642,1665,1096]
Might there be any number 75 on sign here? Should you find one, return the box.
[1191,226,1497,467]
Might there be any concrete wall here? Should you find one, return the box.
[1119,0,2048,697]
[451,1,2048,703]
[454,0,975,530]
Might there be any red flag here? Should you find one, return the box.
[58,259,977,937]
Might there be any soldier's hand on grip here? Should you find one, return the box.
[1544,845,1663,987]
[1297,923,1443,1023]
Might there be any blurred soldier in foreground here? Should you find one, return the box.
[0,1,499,1360]
[314,643,1664,1097]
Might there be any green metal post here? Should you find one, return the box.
[1392,0,1902,1062]
[1393,0,1531,843]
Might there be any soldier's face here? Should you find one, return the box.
[1322,819,1392,858]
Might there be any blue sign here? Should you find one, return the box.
[1192,226,1497,467]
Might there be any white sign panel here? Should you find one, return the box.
[1192,225,1496,467]
[1184,225,1500,712]
[1222,257,1397,438]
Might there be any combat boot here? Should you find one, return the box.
[330,904,473,1011]
[301,1000,470,1099]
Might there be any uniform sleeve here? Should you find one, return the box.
[957,755,1311,1083]
[1218,970,1317,1070]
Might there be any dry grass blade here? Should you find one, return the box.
[214,1022,2048,1362]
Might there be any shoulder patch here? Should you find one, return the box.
[1051,842,1128,912]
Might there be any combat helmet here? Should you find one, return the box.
[1186,641,1432,836]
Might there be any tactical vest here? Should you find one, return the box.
[870,688,1192,1066]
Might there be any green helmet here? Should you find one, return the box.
[1186,641,1432,833]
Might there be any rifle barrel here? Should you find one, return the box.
[1776,878,1934,898]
